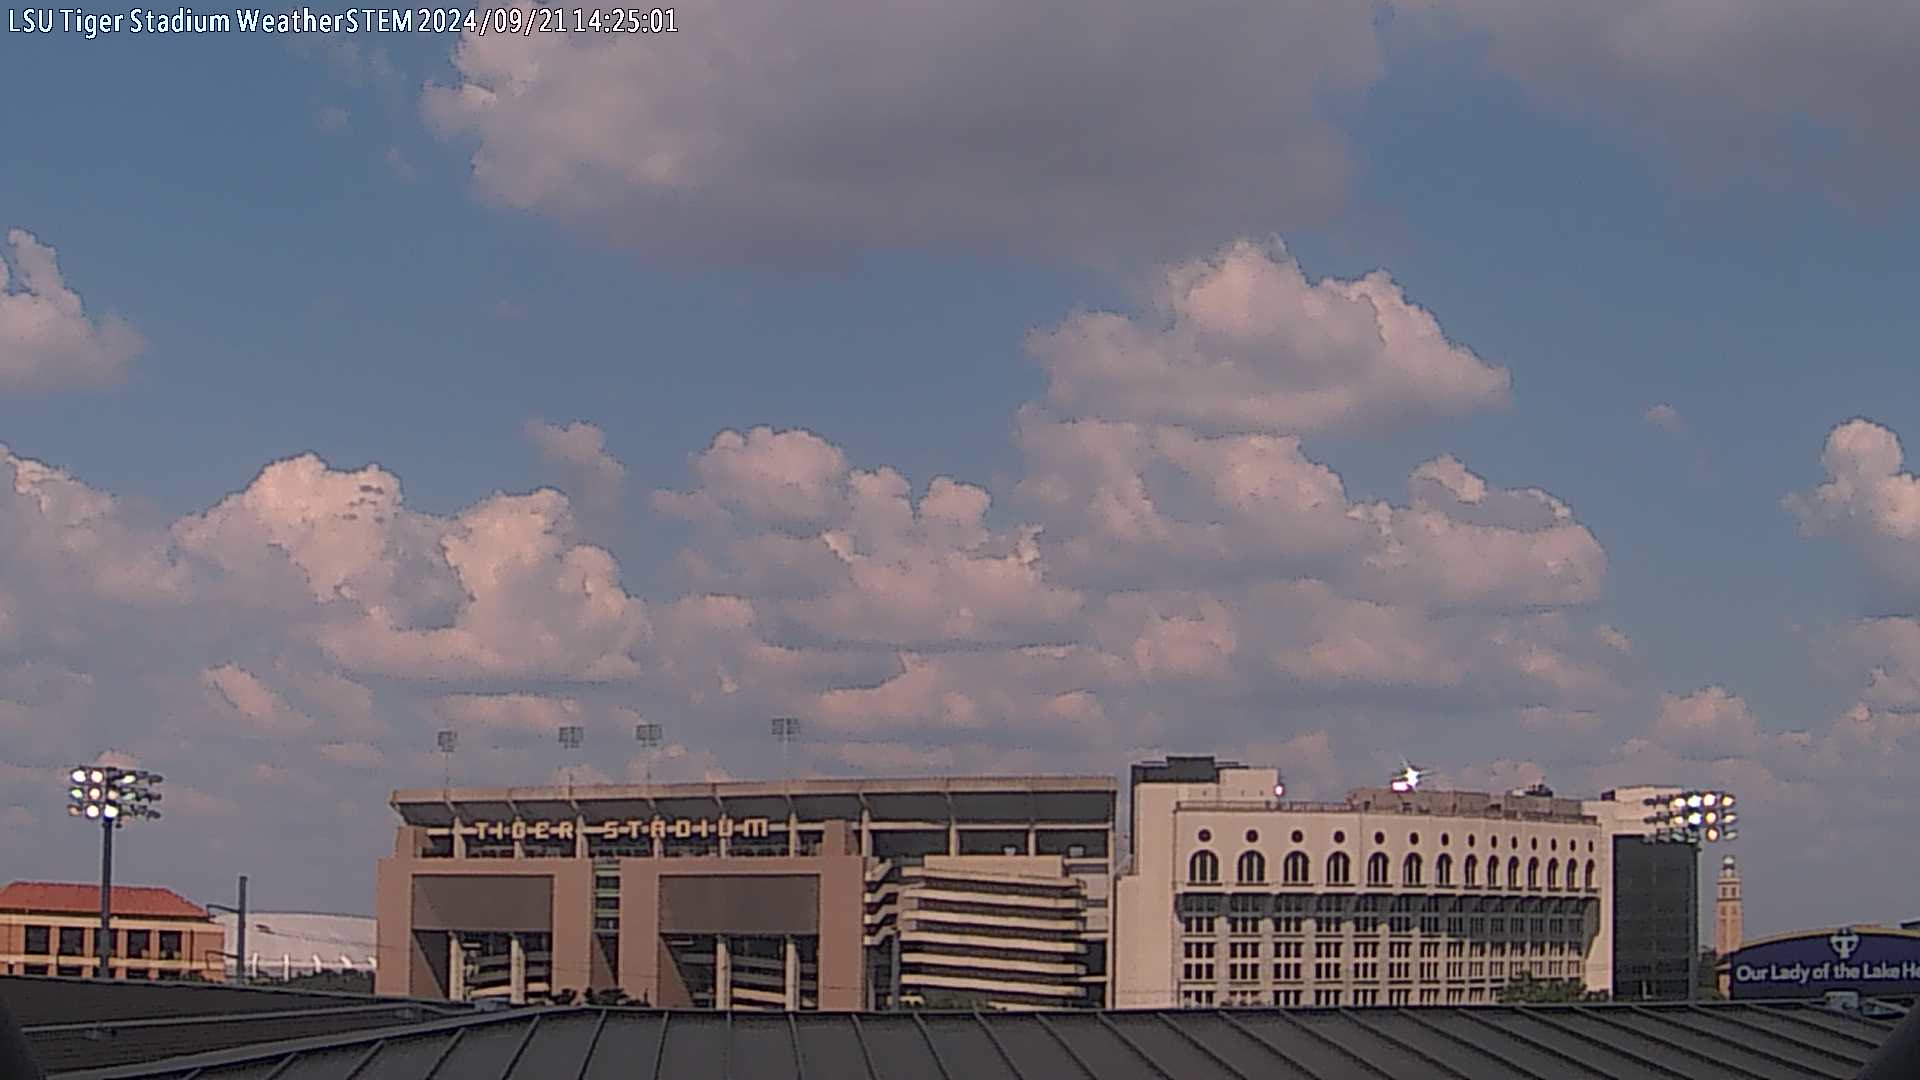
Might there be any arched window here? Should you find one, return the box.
[1507,858,1520,889]
[1436,853,1453,886]
[1486,856,1500,889]
[1237,850,1267,885]
[1284,851,1311,885]
[1564,858,1579,892]
[1327,851,1351,885]
[1403,853,1423,886]
[1527,857,1540,890]
[1189,849,1219,884]
[1584,860,1596,891]
[1547,860,1560,890]
[1367,852,1390,885]
[1464,855,1478,887]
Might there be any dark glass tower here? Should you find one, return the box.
[1611,836,1699,1000]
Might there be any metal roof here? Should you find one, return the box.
[42,1001,1907,1080]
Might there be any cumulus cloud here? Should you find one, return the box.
[0,228,144,389]
[1783,418,1920,592]
[1405,0,1920,205]
[1029,241,1510,435]
[523,419,626,508]
[422,6,1382,262]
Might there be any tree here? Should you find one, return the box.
[1497,974,1607,1004]
[275,971,375,994]
[905,989,993,1010]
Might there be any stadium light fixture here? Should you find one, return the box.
[635,721,664,788]
[65,763,163,980]
[771,717,801,785]
[1389,763,1426,793]
[1640,788,1740,845]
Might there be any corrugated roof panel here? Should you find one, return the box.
[1099,1012,1247,1078]
[914,1015,1015,1080]
[579,1013,666,1080]
[1526,1009,1763,1079]
[246,1044,377,1080]
[1030,1012,1177,1078]
[791,1015,875,1080]
[427,1015,538,1080]
[1238,1011,1449,1078]
[1602,1007,1852,1080]
[1153,1012,1317,1080]
[1388,1007,1592,1079]
[1751,1002,1901,1054]
[506,1011,604,1080]
[1206,1012,1388,1078]
[971,1014,1094,1079]
[1468,1009,1685,1080]
[1661,1007,1869,1077]
[1341,1010,1538,1079]
[655,1014,732,1080]
[725,1016,802,1080]
[848,1015,942,1080]
[340,1031,465,1079]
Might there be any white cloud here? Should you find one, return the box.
[423,6,1382,262]
[1783,418,1920,591]
[1643,403,1684,433]
[1406,0,1920,205]
[1028,240,1510,435]
[0,228,144,389]
[523,419,626,507]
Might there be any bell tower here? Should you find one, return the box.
[1714,854,1742,995]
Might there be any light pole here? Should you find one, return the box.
[436,730,458,793]
[558,725,584,794]
[635,722,662,788]
[205,875,249,983]
[65,766,162,981]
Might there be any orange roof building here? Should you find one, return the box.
[0,881,224,982]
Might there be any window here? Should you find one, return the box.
[1283,851,1311,884]
[1584,860,1596,890]
[1367,852,1389,885]
[1237,850,1266,884]
[23,965,47,976]
[1464,855,1478,887]
[1314,989,1341,1007]
[125,930,150,959]
[159,931,182,961]
[1326,851,1351,884]
[1527,857,1540,890]
[1184,941,1217,959]
[1314,962,1342,980]
[1314,941,1343,958]
[1507,859,1520,889]
[1436,853,1453,886]
[57,928,84,956]
[1403,853,1423,886]
[23,926,49,954]
[1182,916,1217,935]
[1228,916,1261,936]
[1189,849,1220,884]
[1274,962,1302,981]
[1547,860,1560,889]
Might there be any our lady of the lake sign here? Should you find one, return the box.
[1727,926,1920,999]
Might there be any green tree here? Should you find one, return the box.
[275,970,376,994]
[1496,974,1606,1003]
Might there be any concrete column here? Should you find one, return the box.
[509,934,527,1005]
[788,812,800,855]
[784,937,800,1011]
[575,816,587,859]
[448,935,466,1001]
[859,807,872,857]
[715,936,732,1010]
[451,817,466,858]
[1027,827,1036,855]
[948,820,959,856]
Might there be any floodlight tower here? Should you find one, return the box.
[635,722,663,788]
[558,725,585,794]
[436,730,458,793]
[770,718,800,784]
[1389,762,1427,794]
[65,765,163,981]
[1640,789,1740,845]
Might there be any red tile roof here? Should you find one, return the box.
[0,881,211,919]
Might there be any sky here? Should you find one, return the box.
[2,1,1919,941]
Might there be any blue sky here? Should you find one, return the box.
[3,3,1919,940]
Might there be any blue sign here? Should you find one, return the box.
[1727,927,1920,999]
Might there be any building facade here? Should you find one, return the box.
[376,776,1116,1010]
[210,912,377,981]
[1114,757,1610,1009]
[0,882,225,982]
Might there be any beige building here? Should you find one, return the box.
[1114,757,1610,1009]
[0,881,226,982]
[377,775,1116,1010]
